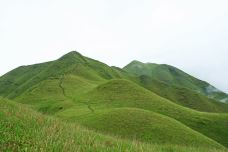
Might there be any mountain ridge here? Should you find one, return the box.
[1,51,228,150]
[124,60,228,103]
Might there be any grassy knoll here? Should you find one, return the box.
[77,107,223,148]
[78,79,228,147]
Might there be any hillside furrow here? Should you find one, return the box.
[58,74,94,113]
[59,75,66,97]
[88,105,95,112]
[76,100,95,113]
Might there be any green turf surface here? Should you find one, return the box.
[136,75,228,112]
[77,79,228,147]
[1,98,227,152]
[0,51,228,151]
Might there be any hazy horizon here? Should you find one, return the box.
[1,0,228,93]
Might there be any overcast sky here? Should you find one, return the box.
[0,0,228,92]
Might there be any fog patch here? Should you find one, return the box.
[206,85,221,93]
[133,64,143,69]
[221,98,228,103]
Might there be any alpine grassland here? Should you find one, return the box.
[1,98,227,152]
[0,51,227,151]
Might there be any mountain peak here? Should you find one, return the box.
[61,51,82,58]
[59,51,87,63]
[130,60,143,64]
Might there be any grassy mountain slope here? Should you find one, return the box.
[78,79,228,147]
[2,98,227,152]
[137,75,228,112]
[6,72,228,147]
[123,60,228,103]
[0,51,125,99]
[1,51,226,113]
[0,61,52,98]
[123,60,208,91]
[1,51,228,150]
[78,107,223,147]
[0,98,226,152]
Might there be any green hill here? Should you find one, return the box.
[0,51,125,99]
[1,98,227,152]
[78,79,228,147]
[78,107,223,147]
[1,51,227,113]
[0,51,228,151]
[136,75,228,112]
[124,60,228,103]
[123,60,208,91]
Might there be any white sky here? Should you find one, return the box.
[0,0,228,92]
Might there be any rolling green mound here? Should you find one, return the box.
[80,79,228,147]
[14,76,74,114]
[124,60,228,103]
[78,107,223,148]
[1,98,227,152]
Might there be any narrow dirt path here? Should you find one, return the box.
[58,75,94,113]
[88,105,94,113]
[59,75,66,97]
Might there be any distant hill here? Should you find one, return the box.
[136,75,228,112]
[124,60,228,103]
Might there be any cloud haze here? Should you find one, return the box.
[0,0,228,92]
